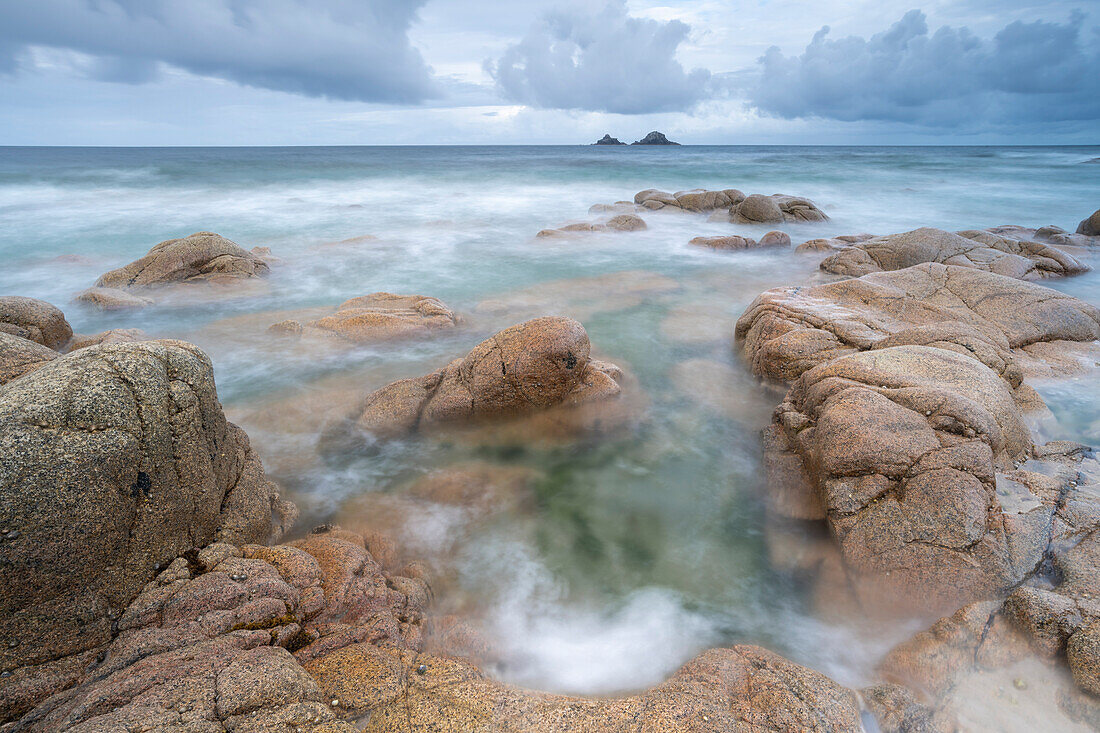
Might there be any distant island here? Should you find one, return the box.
[632,131,680,145]
[593,134,625,145]
[590,131,680,146]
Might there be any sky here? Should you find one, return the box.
[0,0,1097,145]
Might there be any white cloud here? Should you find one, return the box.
[487,0,710,114]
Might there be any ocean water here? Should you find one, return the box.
[2,145,1099,695]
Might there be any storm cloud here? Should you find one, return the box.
[749,10,1100,126]
[488,1,711,115]
[0,0,438,103]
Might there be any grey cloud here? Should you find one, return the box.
[487,1,710,114]
[0,0,437,103]
[749,10,1100,127]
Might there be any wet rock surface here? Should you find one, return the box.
[536,213,647,237]
[0,340,293,687]
[819,227,1089,280]
[689,231,791,251]
[716,193,829,224]
[85,232,270,306]
[0,296,72,350]
[634,188,745,212]
[1077,208,1100,237]
[273,293,459,345]
[322,317,625,446]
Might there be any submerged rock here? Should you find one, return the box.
[0,296,72,350]
[322,317,625,445]
[295,293,459,345]
[592,134,626,145]
[689,231,791,251]
[0,340,293,683]
[85,232,271,307]
[819,227,1088,280]
[67,327,147,351]
[73,286,154,310]
[631,131,680,145]
[796,233,876,253]
[536,213,647,237]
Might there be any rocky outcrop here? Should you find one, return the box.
[819,227,1088,280]
[592,134,626,145]
[796,234,876,253]
[2,526,427,730]
[322,317,624,446]
[0,332,58,384]
[88,232,270,304]
[271,293,459,345]
[689,231,791,251]
[714,194,828,224]
[5,523,868,732]
[0,297,72,350]
[631,131,679,145]
[634,188,745,212]
[349,644,862,732]
[1078,208,1100,236]
[735,262,1100,384]
[0,340,293,686]
[536,213,647,237]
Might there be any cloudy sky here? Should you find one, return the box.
[0,0,1097,145]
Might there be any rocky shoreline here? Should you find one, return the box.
[2,202,1100,730]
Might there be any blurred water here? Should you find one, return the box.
[1,144,1098,695]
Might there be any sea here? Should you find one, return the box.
[2,144,1099,694]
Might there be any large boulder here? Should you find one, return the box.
[0,296,72,350]
[735,263,1100,384]
[689,231,791,251]
[634,188,745,212]
[1077,208,1100,236]
[322,317,624,446]
[764,345,1053,615]
[278,293,459,345]
[92,232,269,293]
[0,340,293,680]
[819,227,1088,280]
[720,194,828,224]
[0,332,58,385]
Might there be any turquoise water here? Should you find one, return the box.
[2,145,1099,694]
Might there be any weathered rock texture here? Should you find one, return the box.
[273,293,459,345]
[4,524,868,732]
[324,317,624,445]
[536,213,647,237]
[717,194,828,224]
[351,644,862,732]
[737,264,1100,616]
[0,340,293,686]
[2,526,429,731]
[819,227,1088,280]
[0,332,58,385]
[92,232,270,292]
[634,188,745,212]
[1077,208,1100,236]
[796,234,876,253]
[0,296,72,350]
[736,263,1100,384]
[689,231,791,251]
